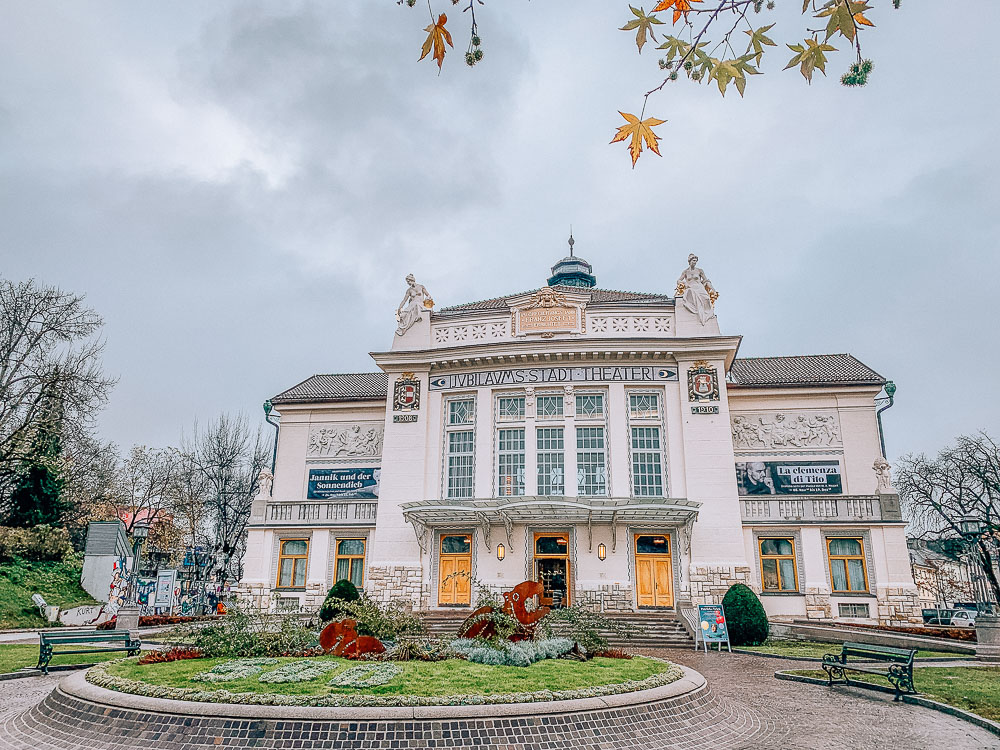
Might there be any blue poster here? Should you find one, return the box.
[308,468,380,499]
[698,604,729,643]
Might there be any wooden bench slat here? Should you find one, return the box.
[36,630,142,674]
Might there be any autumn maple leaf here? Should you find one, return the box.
[652,0,703,25]
[420,13,453,72]
[610,111,666,168]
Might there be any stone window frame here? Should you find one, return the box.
[751,528,804,595]
[625,526,682,610]
[822,528,877,596]
[625,388,669,498]
[430,527,477,608]
[325,529,370,590]
[441,393,477,499]
[273,534,312,591]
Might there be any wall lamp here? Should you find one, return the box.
[597,543,607,561]
[497,543,506,561]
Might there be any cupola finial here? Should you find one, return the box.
[568,227,574,257]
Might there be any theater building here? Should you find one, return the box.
[237,246,921,625]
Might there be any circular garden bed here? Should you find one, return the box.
[88,654,682,707]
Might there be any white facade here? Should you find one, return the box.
[237,253,921,625]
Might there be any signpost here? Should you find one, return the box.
[154,569,177,614]
[695,603,731,653]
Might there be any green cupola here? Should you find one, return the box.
[547,232,596,288]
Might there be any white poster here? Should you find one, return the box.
[154,569,177,609]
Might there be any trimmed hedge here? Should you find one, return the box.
[721,583,769,646]
[318,579,360,622]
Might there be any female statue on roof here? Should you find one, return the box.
[395,274,435,336]
[675,254,719,326]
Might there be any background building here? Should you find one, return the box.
[237,245,921,625]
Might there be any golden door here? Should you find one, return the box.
[438,534,472,605]
[635,534,673,608]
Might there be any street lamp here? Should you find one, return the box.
[960,516,985,538]
[958,515,989,614]
[128,521,150,605]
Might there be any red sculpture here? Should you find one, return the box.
[319,618,386,658]
[458,580,550,641]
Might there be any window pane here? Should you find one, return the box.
[576,394,604,418]
[447,430,475,498]
[535,536,568,555]
[577,427,607,496]
[349,558,364,588]
[636,535,669,554]
[760,538,793,556]
[847,559,867,591]
[449,399,475,425]
[497,428,525,496]
[441,535,471,554]
[761,558,779,590]
[335,558,350,583]
[337,539,365,556]
[537,427,565,496]
[497,397,525,420]
[293,559,306,587]
[282,540,307,556]
[831,559,848,591]
[828,538,862,556]
[629,393,659,419]
[779,558,797,591]
[278,561,294,587]
[631,427,663,497]
[536,395,564,419]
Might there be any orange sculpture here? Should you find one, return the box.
[458,580,550,641]
[319,618,386,658]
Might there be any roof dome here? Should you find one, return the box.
[547,233,596,288]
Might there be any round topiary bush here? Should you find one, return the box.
[319,579,361,622]
[720,583,769,646]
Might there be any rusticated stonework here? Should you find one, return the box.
[875,586,922,625]
[365,565,427,608]
[575,585,635,613]
[688,565,753,605]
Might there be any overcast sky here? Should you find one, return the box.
[3,1,998,465]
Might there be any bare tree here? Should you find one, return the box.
[897,432,1000,604]
[0,277,115,496]
[184,414,269,587]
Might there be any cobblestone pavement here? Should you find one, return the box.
[0,673,62,722]
[640,648,999,750]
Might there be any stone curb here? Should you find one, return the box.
[773,669,1000,738]
[0,663,96,681]
[733,649,967,664]
[61,664,707,721]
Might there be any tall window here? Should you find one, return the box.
[445,398,476,498]
[630,427,663,496]
[335,538,366,588]
[537,427,565,496]
[827,537,868,592]
[276,539,308,588]
[577,426,607,496]
[759,538,797,592]
[497,428,526,496]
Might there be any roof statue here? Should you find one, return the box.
[873,456,894,494]
[395,274,434,336]
[675,254,719,326]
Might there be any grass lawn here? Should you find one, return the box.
[0,560,100,629]
[108,655,671,697]
[743,640,963,660]
[0,643,122,673]
[789,667,1000,723]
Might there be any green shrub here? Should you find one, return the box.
[190,604,319,658]
[0,526,74,562]
[340,595,423,641]
[535,606,637,654]
[318,579,360,622]
[448,637,576,666]
[720,583,769,646]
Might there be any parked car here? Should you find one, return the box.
[922,607,978,626]
[950,609,977,627]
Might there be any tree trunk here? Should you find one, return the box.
[977,539,1000,605]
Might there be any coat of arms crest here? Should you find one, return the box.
[393,372,420,411]
[688,361,720,402]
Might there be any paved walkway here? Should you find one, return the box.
[640,647,999,749]
[0,650,995,749]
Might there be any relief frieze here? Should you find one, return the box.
[731,412,841,450]
[307,423,384,458]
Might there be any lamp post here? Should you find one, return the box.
[116,521,149,631]
[961,514,1000,663]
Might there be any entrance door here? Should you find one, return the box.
[635,534,673,608]
[438,534,472,606]
[534,533,571,607]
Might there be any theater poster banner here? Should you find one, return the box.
[735,460,842,496]
[308,468,380,500]
[697,604,731,652]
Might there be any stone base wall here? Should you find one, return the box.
[804,587,832,620]
[230,582,270,610]
[574,585,635,612]
[365,565,427,608]
[688,565,753,605]
[875,586,922,626]
[229,582,326,613]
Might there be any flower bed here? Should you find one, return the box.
[87,654,682,707]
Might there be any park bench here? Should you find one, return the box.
[36,629,141,674]
[821,642,916,700]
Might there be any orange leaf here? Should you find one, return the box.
[853,11,875,27]
[651,0,703,25]
[610,111,666,168]
[419,13,454,71]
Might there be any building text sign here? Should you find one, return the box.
[430,366,678,391]
[308,468,381,500]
